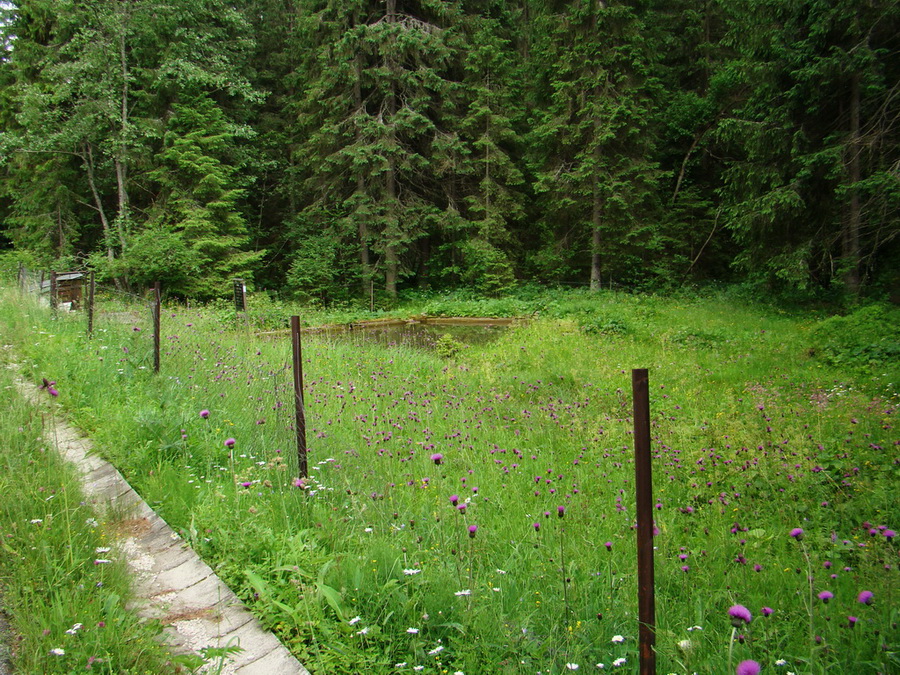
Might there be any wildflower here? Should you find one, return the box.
[450,494,459,506]
[454,589,471,596]
[604,541,612,551]
[789,527,804,540]
[30,519,43,524]
[50,648,65,656]
[240,481,252,488]
[611,634,625,643]
[85,518,99,528]
[348,616,361,625]
[848,616,858,627]
[93,559,112,565]
[858,590,874,605]
[775,660,788,666]
[728,605,752,626]
[407,627,419,634]
[428,645,444,655]
[533,522,540,531]
[761,607,774,617]
[293,477,306,488]
[199,409,210,418]
[817,591,833,603]
[687,625,703,631]
[736,660,761,675]
[558,505,565,518]
[224,438,236,448]
[566,664,579,670]
[612,657,626,667]
[677,639,693,652]
[468,524,478,538]
[355,626,369,635]
[430,453,443,465]
[884,529,896,539]
[403,569,421,575]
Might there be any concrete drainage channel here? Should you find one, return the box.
[17,378,308,675]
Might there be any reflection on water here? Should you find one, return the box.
[319,322,509,351]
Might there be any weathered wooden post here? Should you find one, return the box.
[153,282,161,373]
[233,278,247,313]
[87,271,96,338]
[49,269,58,314]
[290,316,308,479]
[632,368,656,675]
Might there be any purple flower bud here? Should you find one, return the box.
[789,527,804,540]
[557,505,565,518]
[761,607,773,617]
[857,590,874,605]
[199,409,210,419]
[818,591,833,603]
[430,453,443,465]
[468,525,478,538]
[449,495,459,506]
[533,522,540,531]
[224,438,236,448]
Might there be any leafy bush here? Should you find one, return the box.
[810,304,900,377]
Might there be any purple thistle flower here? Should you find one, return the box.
[557,505,565,518]
[884,529,896,539]
[199,409,210,418]
[857,590,874,605]
[728,605,752,626]
[240,481,252,488]
[848,616,858,627]
[449,495,459,506]
[761,607,773,617]
[736,660,760,675]
[430,453,443,465]
[533,522,540,531]
[468,524,478,538]
[604,541,612,551]
[818,591,833,603]
[789,527,804,540]
[681,565,690,573]
[224,438,236,448]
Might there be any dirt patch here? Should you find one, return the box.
[112,517,153,538]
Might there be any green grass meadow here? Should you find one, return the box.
[0,287,898,674]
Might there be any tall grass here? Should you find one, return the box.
[1,287,897,674]
[0,340,179,673]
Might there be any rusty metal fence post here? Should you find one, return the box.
[153,282,161,373]
[632,368,656,675]
[290,316,308,479]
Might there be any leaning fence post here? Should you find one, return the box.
[290,316,308,479]
[87,272,95,338]
[632,368,656,675]
[153,282,161,373]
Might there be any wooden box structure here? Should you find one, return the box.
[41,271,85,309]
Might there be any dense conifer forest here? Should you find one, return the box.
[0,0,897,302]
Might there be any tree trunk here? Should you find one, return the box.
[844,72,861,295]
[84,143,114,260]
[384,0,399,299]
[352,23,372,298]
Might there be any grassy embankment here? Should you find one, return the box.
[0,286,897,674]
